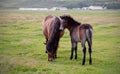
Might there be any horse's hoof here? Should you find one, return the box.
[45,51,47,53]
[43,42,46,45]
[55,55,57,58]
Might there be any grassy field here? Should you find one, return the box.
[0,10,120,74]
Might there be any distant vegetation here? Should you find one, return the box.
[0,0,120,9]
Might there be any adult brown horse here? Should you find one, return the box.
[59,15,93,65]
[42,15,64,61]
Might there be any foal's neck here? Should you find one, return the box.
[67,20,80,32]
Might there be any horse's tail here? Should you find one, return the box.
[86,28,93,47]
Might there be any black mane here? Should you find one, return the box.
[46,16,60,52]
[61,15,81,26]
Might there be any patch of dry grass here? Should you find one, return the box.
[0,56,38,67]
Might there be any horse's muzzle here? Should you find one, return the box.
[48,58,53,61]
[59,26,64,31]
[48,52,53,61]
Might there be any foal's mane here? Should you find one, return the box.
[61,15,81,26]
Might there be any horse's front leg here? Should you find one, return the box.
[44,38,48,53]
[70,42,77,60]
[54,49,57,59]
[53,44,58,59]
[52,50,56,60]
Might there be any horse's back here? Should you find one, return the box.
[44,15,54,22]
[42,15,61,39]
[42,15,54,38]
[43,15,60,28]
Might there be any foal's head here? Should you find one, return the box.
[60,15,80,31]
[59,15,71,30]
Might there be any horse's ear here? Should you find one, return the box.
[60,16,62,19]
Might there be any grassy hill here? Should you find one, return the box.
[0,0,120,9]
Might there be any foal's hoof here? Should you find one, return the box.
[82,63,85,65]
[70,57,73,60]
[89,60,92,65]
[89,62,92,65]
[82,62,85,65]
[75,56,77,59]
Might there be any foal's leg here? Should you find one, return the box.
[81,42,86,65]
[89,47,92,65]
[75,43,78,59]
[88,40,92,65]
[70,42,77,60]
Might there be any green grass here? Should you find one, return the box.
[0,10,120,74]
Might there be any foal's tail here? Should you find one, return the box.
[86,29,93,47]
[86,27,93,65]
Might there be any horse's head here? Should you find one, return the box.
[46,42,55,61]
[59,15,71,31]
[45,48,54,61]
